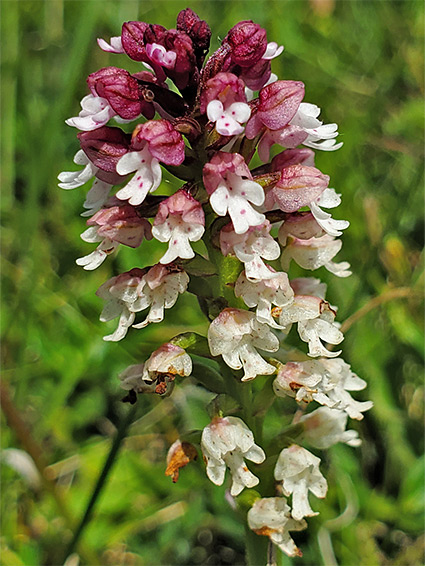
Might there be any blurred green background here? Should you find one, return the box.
[1,1,424,565]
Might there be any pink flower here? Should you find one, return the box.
[77,206,152,270]
[203,152,265,234]
[200,72,251,136]
[152,189,205,264]
[265,164,329,213]
[245,80,305,142]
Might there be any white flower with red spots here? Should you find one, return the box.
[274,445,328,521]
[116,120,185,206]
[201,416,265,496]
[152,189,205,264]
[208,308,278,381]
[289,102,343,152]
[247,497,306,557]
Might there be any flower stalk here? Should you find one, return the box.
[60,9,372,564]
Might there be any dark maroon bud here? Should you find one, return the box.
[224,20,267,67]
[121,21,148,61]
[176,8,211,66]
[88,67,144,120]
[78,126,131,173]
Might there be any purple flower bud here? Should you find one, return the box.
[78,126,130,185]
[87,204,152,248]
[131,119,185,166]
[224,21,267,67]
[271,148,316,171]
[239,57,271,91]
[246,80,305,138]
[88,67,146,120]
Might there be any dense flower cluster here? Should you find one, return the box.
[60,9,371,559]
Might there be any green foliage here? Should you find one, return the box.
[1,1,423,565]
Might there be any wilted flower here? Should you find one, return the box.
[247,497,307,557]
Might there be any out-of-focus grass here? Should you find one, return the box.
[1,1,423,565]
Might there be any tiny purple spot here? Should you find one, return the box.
[225,122,230,127]
[173,239,178,245]
[241,191,246,196]
[136,176,141,180]
[240,209,246,214]
[139,183,144,188]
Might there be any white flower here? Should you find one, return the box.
[58,150,97,190]
[152,190,205,264]
[76,227,119,271]
[220,221,281,281]
[201,416,265,496]
[310,188,349,237]
[65,94,115,131]
[207,100,251,136]
[278,296,344,358]
[96,265,189,341]
[80,179,112,217]
[273,359,372,419]
[115,145,162,206]
[97,36,124,53]
[131,264,190,330]
[145,43,177,69]
[263,42,284,60]
[96,269,145,342]
[313,358,373,420]
[142,343,192,382]
[281,234,352,278]
[274,445,328,520]
[234,269,294,329]
[247,497,306,558]
[208,308,279,381]
[289,102,343,152]
[299,407,362,449]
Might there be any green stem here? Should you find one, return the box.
[245,524,269,566]
[64,404,137,563]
